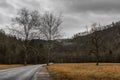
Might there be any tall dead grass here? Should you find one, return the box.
[48,63,120,80]
[0,64,23,69]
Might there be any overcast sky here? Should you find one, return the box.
[0,0,120,38]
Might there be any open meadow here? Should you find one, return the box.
[47,63,120,80]
[0,64,23,69]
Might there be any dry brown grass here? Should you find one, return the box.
[0,64,23,69]
[47,63,120,80]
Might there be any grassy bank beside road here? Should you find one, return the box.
[0,64,23,69]
[47,63,120,80]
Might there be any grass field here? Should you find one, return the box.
[0,64,23,69]
[47,63,120,80]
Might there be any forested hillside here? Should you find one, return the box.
[0,21,120,64]
[53,21,120,63]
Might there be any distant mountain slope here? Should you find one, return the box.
[53,21,120,63]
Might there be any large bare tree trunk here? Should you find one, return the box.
[46,43,52,66]
[47,49,49,66]
[96,57,99,66]
[24,51,27,66]
[24,40,28,66]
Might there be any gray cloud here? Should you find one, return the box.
[0,0,120,38]
[0,0,14,9]
[56,0,120,14]
[50,0,120,37]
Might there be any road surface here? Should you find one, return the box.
[0,65,43,80]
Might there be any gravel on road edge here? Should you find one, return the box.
[32,66,52,80]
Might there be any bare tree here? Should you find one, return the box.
[90,23,103,66]
[38,12,62,65]
[9,8,41,65]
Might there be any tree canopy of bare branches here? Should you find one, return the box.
[38,12,63,65]
[9,8,41,65]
